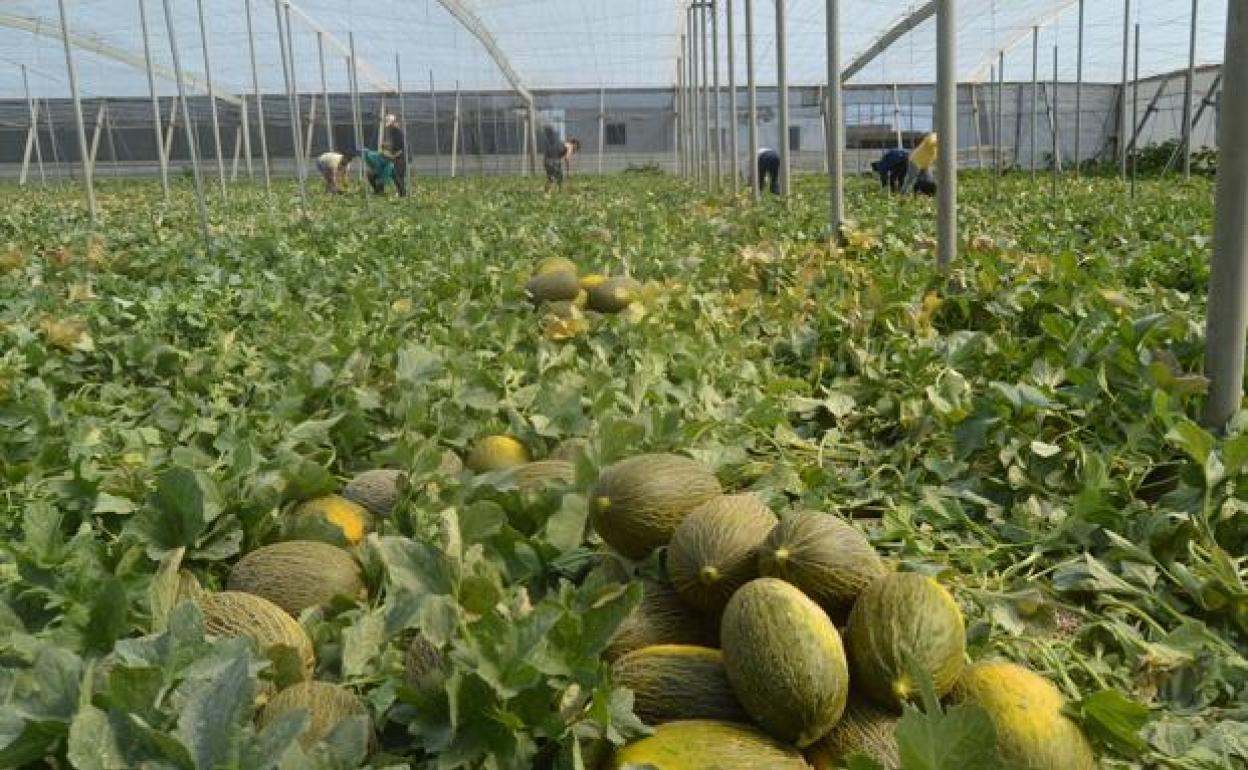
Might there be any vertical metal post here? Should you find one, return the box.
[528,99,540,176]
[712,0,723,189]
[473,92,484,176]
[56,0,97,224]
[997,51,1005,177]
[240,96,254,181]
[1075,0,1084,177]
[1183,0,1199,180]
[245,0,271,195]
[305,97,319,162]
[282,1,308,193]
[827,0,843,233]
[347,42,368,203]
[598,88,606,175]
[430,72,442,176]
[745,0,759,200]
[936,0,957,269]
[1203,0,1248,427]
[700,3,711,184]
[689,8,700,183]
[275,0,308,215]
[1052,45,1060,199]
[727,0,740,189]
[892,83,903,148]
[230,125,242,180]
[451,85,461,177]
[397,55,411,191]
[775,0,790,196]
[1031,26,1039,177]
[137,0,169,200]
[1131,24,1140,199]
[319,32,334,152]
[990,66,999,196]
[1120,0,1131,179]
[21,65,46,187]
[196,0,227,199]
[678,50,686,177]
[971,83,984,169]
[160,0,210,244]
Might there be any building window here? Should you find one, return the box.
[606,122,627,146]
[789,126,801,152]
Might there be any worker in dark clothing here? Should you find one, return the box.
[757,147,781,195]
[872,148,910,192]
[382,114,408,197]
[542,124,580,192]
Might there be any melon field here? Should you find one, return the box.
[0,173,1244,770]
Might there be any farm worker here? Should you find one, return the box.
[757,147,781,195]
[871,148,910,192]
[902,132,939,194]
[542,125,581,192]
[357,147,396,196]
[381,114,408,197]
[314,149,356,194]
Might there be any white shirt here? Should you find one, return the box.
[318,151,345,170]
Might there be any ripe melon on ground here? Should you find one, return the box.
[846,572,966,710]
[535,256,578,276]
[605,580,718,661]
[198,591,315,678]
[667,494,776,613]
[952,661,1096,770]
[587,276,641,313]
[258,681,369,748]
[287,495,372,545]
[607,720,811,770]
[342,469,404,517]
[806,699,900,770]
[758,511,886,618]
[509,460,576,491]
[611,645,748,725]
[466,435,531,473]
[589,453,722,560]
[227,541,365,617]
[720,578,850,747]
[526,270,582,304]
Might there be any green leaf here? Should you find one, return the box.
[85,577,129,654]
[130,466,207,554]
[895,702,1003,770]
[1068,689,1151,754]
[175,653,253,770]
[66,706,129,770]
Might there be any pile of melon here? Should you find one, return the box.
[525,257,641,340]
[590,452,1098,770]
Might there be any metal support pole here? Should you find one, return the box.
[936,0,957,269]
[164,96,177,163]
[745,0,759,201]
[712,0,723,189]
[346,44,367,201]
[971,84,985,169]
[245,0,271,195]
[891,83,903,148]
[598,88,606,175]
[528,99,540,176]
[775,0,790,196]
[88,103,105,177]
[826,0,843,233]
[700,3,711,184]
[20,123,35,187]
[1120,0,1131,179]
[451,85,461,177]
[161,0,210,244]
[137,0,169,200]
[997,51,1005,177]
[1031,26,1039,177]
[1075,0,1084,177]
[397,55,411,192]
[319,32,334,152]
[1203,0,1248,427]
[56,0,97,224]
[727,0,740,190]
[105,103,121,178]
[305,98,318,161]
[1131,24,1140,199]
[282,2,308,193]
[1183,0,1200,180]
[1052,45,1060,199]
[231,125,242,180]
[276,0,308,215]
[689,8,700,183]
[196,0,227,199]
[21,65,46,187]
[678,49,686,177]
[430,72,442,177]
[241,96,254,180]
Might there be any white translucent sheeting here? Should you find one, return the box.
[0,0,1230,97]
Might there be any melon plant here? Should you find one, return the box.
[227,540,365,617]
[608,720,811,770]
[589,453,722,559]
[404,633,448,694]
[758,511,886,618]
[953,661,1097,770]
[720,578,850,747]
[846,572,966,710]
[257,680,370,748]
[611,645,748,725]
[667,493,776,613]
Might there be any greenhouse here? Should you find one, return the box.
[0,1,1245,769]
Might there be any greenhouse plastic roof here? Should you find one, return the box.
[0,0,1230,100]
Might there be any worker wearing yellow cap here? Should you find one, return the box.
[902,132,938,195]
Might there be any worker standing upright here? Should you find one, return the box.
[382,114,408,197]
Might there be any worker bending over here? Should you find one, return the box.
[757,147,781,195]
[315,149,357,194]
